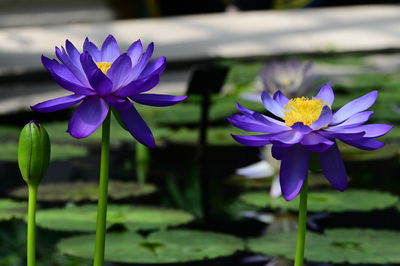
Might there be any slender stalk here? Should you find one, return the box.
[27,185,38,266]
[93,112,111,266]
[294,177,308,266]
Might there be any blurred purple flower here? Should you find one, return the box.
[228,84,392,201]
[32,35,187,147]
[260,60,315,97]
[240,60,317,113]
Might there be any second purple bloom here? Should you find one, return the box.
[228,85,392,201]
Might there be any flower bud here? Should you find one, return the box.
[18,121,51,186]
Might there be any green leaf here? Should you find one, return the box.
[58,230,244,263]
[0,199,27,221]
[240,190,398,212]
[36,204,195,232]
[247,229,400,264]
[10,181,156,202]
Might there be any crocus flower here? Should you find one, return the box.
[228,84,392,201]
[31,35,187,147]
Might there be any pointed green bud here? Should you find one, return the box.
[18,121,51,186]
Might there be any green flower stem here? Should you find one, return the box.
[294,176,308,266]
[27,184,38,266]
[93,112,111,266]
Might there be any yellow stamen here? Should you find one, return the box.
[283,97,325,126]
[95,62,112,75]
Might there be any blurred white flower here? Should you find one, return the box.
[236,146,282,197]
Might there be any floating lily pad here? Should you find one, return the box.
[43,120,135,143]
[228,173,330,189]
[9,181,156,202]
[0,199,27,221]
[247,229,400,264]
[158,126,249,146]
[339,142,400,161]
[36,204,194,232]
[240,190,398,212]
[0,142,88,162]
[58,229,244,263]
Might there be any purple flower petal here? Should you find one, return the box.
[315,84,334,106]
[328,111,373,129]
[271,145,285,160]
[68,97,109,138]
[107,53,132,90]
[118,104,156,148]
[101,35,120,62]
[332,91,378,125]
[327,124,392,138]
[355,124,393,138]
[42,56,94,95]
[80,52,113,95]
[114,75,159,97]
[342,138,384,150]
[273,91,289,107]
[251,112,290,130]
[138,57,166,79]
[280,144,309,201]
[235,103,288,131]
[126,40,143,65]
[319,130,365,141]
[261,91,285,118]
[131,94,187,107]
[301,132,334,152]
[55,47,90,87]
[317,143,347,191]
[270,130,304,145]
[231,134,273,146]
[229,107,289,133]
[228,115,284,134]
[124,43,155,84]
[104,95,131,111]
[83,38,101,62]
[236,102,254,116]
[291,122,313,134]
[31,94,85,112]
[65,40,82,67]
[310,106,333,130]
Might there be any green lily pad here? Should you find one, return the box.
[0,199,27,221]
[0,142,88,162]
[247,228,400,264]
[240,190,398,212]
[159,127,241,146]
[9,181,156,202]
[339,142,400,161]
[36,204,194,232]
[58,229,244,263]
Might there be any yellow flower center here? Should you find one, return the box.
[95,62,112,75]
[283,97,325,126]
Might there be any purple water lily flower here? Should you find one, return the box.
[228,84,392,201]
[31,35,187,148]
